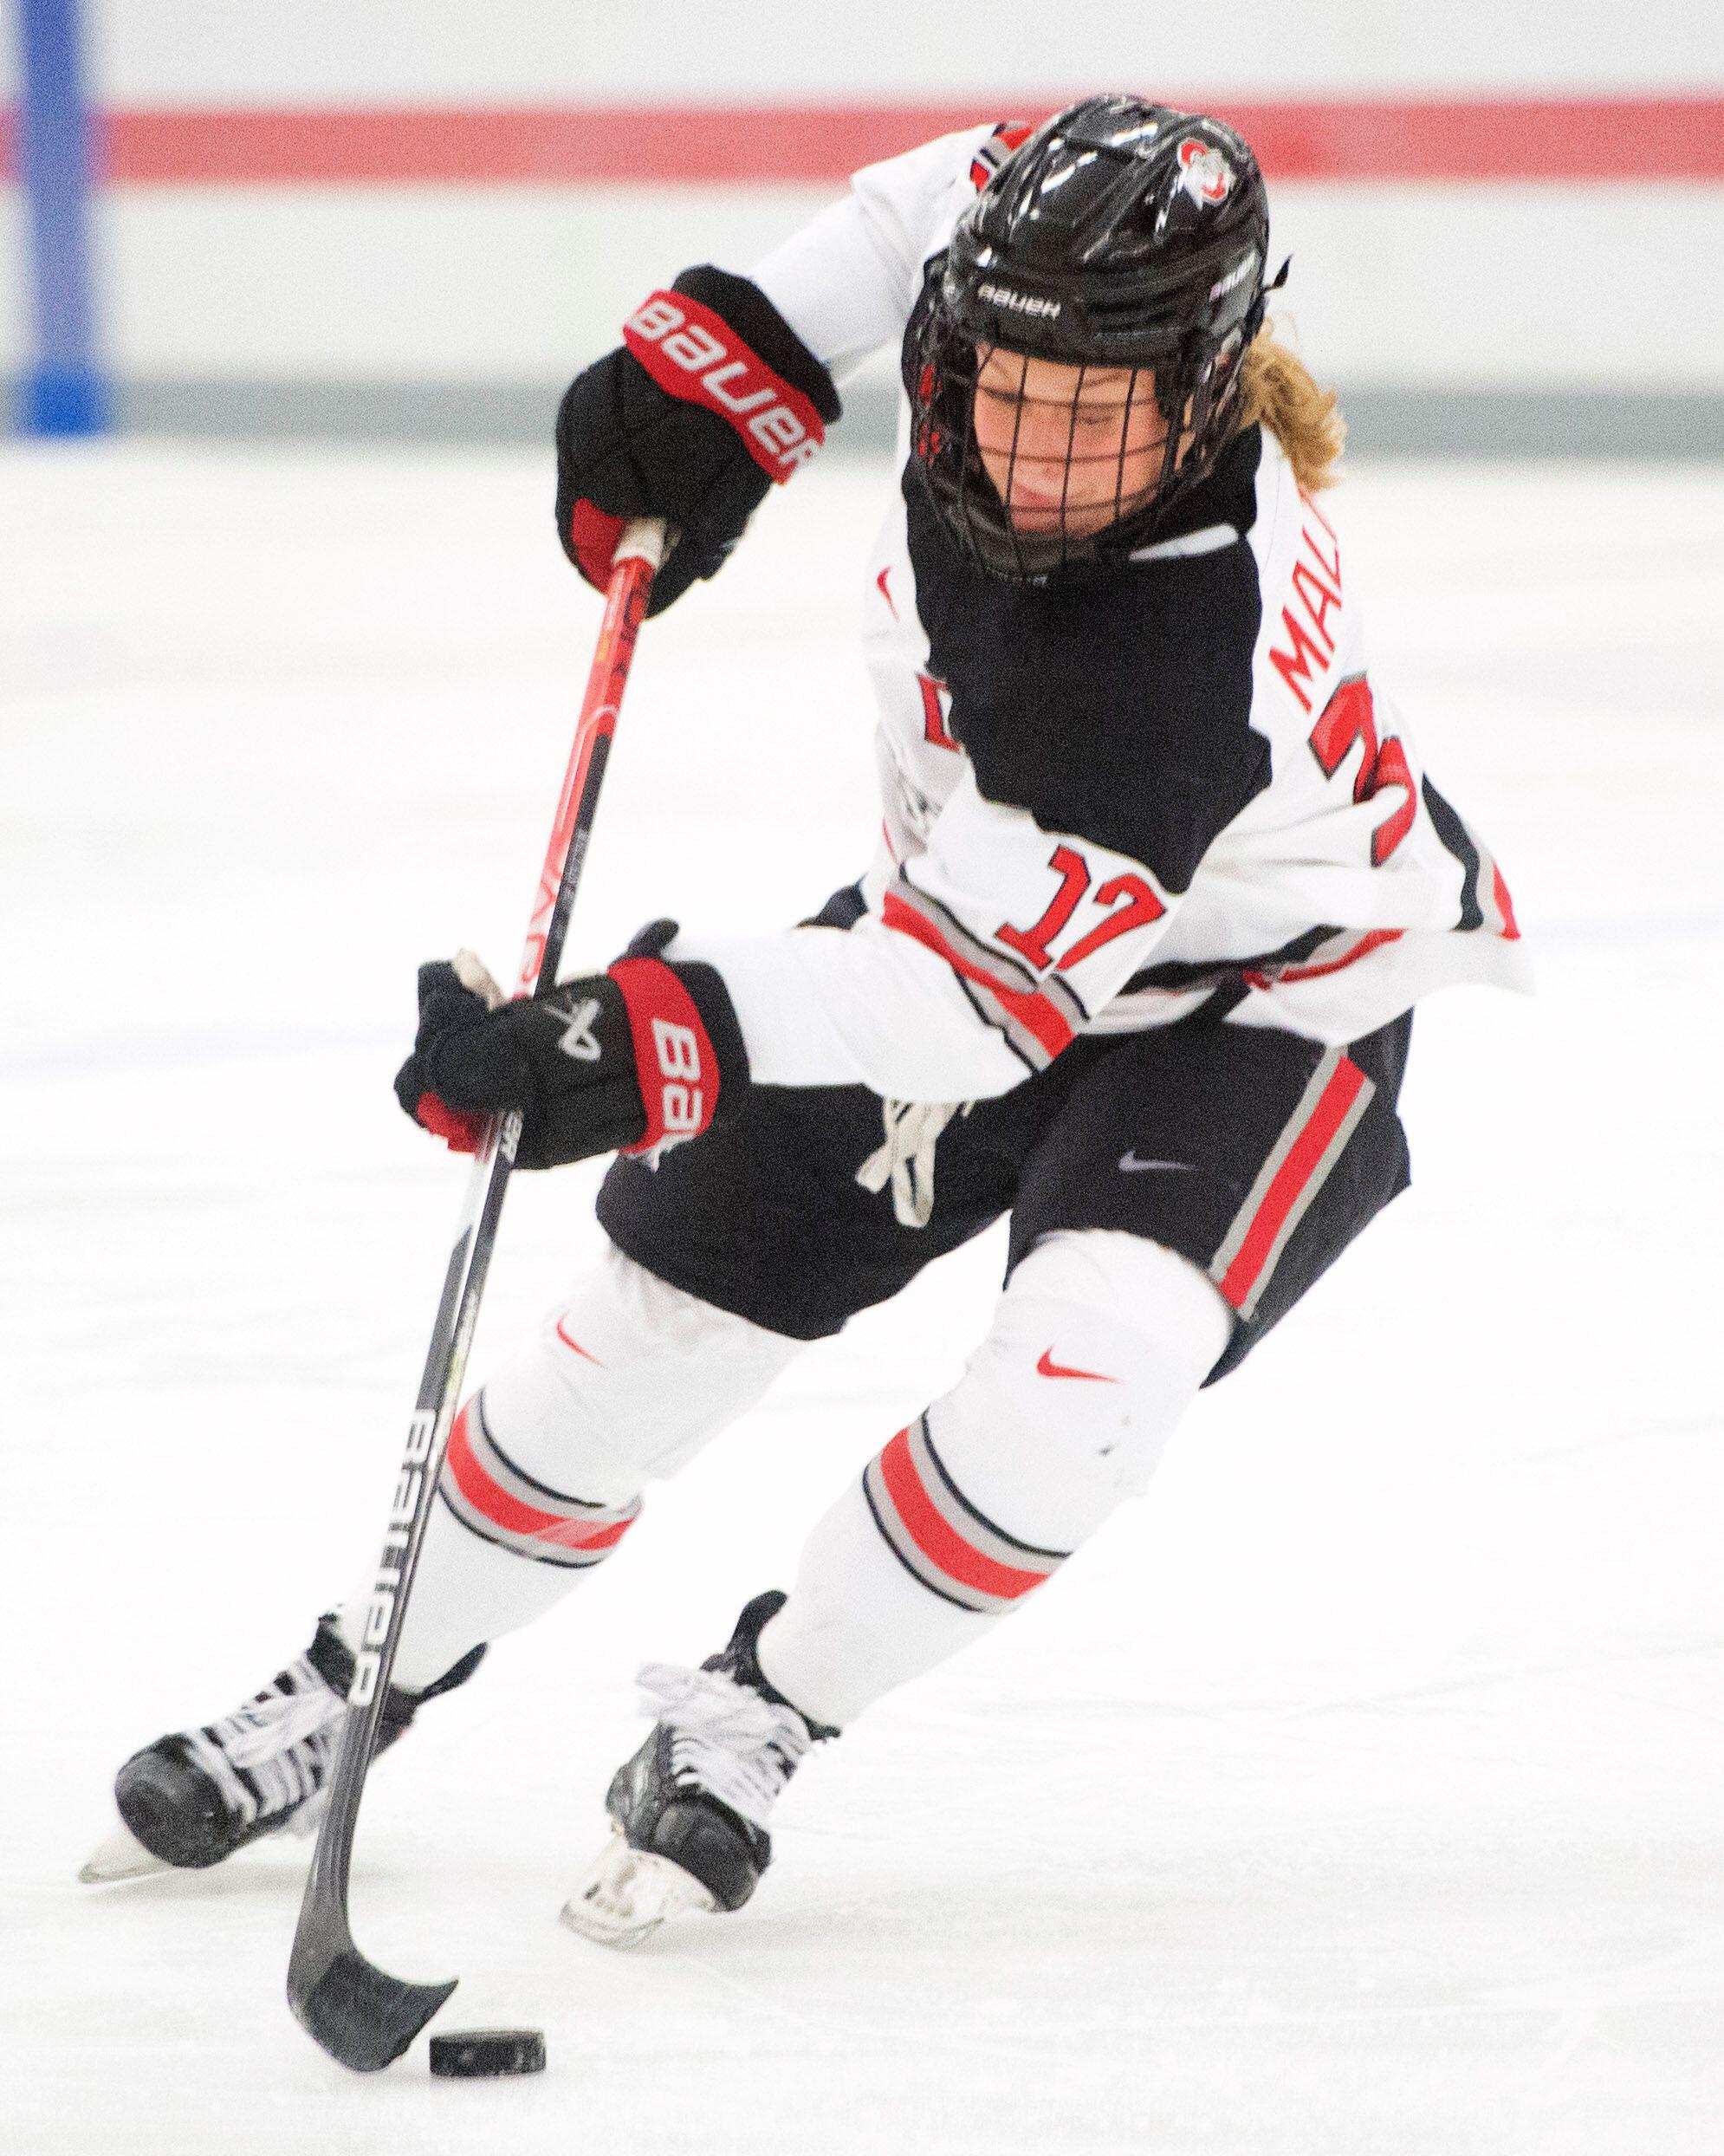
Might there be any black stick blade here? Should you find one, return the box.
[288,1930,457,2074]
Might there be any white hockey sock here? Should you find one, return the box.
[756,1231,1234,1730]
[347,1388,644,1692]
[336,1245,804,1693]
[357,1449,609,1693]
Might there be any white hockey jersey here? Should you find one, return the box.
[672,125,1529,1103]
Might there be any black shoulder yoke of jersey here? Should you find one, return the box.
[903,425,1270,894]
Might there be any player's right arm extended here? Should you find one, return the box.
[747,126,1008,378]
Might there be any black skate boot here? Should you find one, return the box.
[561,1590,838,1947]
[80,1618,484,1882]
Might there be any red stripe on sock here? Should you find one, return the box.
[445,1403,632,1552]
[877,1429,1047,1601]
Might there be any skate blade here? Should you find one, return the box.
[559,1827,715,1949]
[79,1788,326,1882]
[79,1813,173,1885]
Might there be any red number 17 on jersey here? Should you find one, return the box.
[997,845,1165,975]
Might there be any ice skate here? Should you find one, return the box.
[81,1619,483,1881]
[561,1590,836,1947]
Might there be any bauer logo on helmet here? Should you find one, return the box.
[976,282,1064,321]
[1209,252,1261,304]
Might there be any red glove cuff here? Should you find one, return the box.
[622,290,827,484]
[607,956,723,1155]
[568,499,626,590]
[414,1091,489,1156]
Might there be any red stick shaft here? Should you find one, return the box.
[518,529,664,996]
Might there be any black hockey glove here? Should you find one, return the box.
[394,923,749,1171]
[554,265,840,615]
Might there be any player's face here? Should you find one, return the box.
[971,347,1170,538]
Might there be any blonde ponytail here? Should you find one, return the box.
[1237,323,1345,492]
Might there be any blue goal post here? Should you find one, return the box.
[14,0,107,434]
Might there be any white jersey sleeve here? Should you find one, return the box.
[673,765,1190,1100]
[744,127,1002,381]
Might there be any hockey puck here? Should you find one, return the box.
[429,2029,547,2078]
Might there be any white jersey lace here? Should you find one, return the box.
[854,1097,974,1228]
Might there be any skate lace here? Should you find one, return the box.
[186,1656,344,1826]
[636,1662,816,1834]
[221,1679,340,1770]
[855,1098,973,1229]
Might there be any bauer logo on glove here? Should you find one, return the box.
[394,920,749,1172]
[623,292,826,477]
[554,265,841,615]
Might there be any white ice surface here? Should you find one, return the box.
[2,444,1721,2153]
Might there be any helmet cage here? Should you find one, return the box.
[905,97,1275,583]
[909,284,1258,582]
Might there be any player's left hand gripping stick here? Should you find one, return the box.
[286,520,668,2074]
[394,919,749,1172]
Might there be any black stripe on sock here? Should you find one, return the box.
[917,1416,1070,1562]
[472,1392,617,1513]
[859,1473,982,1613]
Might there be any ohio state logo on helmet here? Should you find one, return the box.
[1177,137,1235,207]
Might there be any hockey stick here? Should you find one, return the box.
[287,517,668,2073]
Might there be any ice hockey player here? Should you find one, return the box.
[86,97,1527,1944]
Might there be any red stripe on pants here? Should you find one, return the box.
[1215,1059,1367,1312]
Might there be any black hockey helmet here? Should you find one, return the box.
[908,95,1282,581]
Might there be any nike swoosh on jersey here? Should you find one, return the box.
[1035,1348,1121,1383]
[1118,1153,1197,1173]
